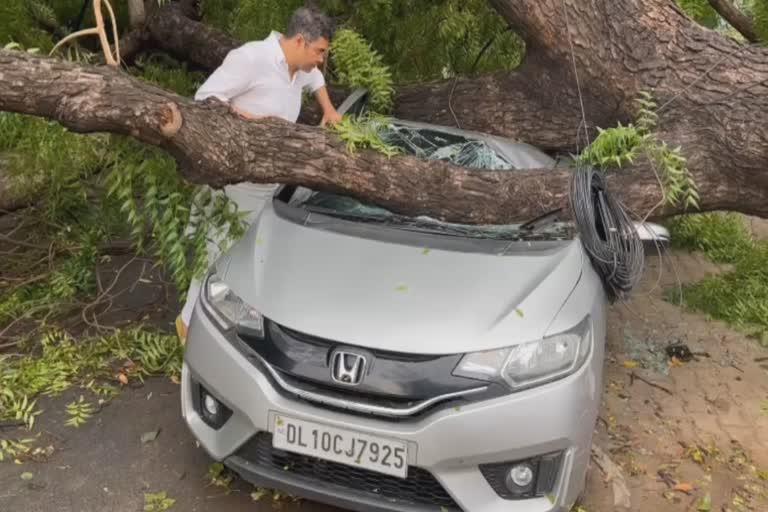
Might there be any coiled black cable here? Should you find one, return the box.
[569,162,644,303]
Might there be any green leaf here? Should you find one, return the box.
[141,429,160,444]
[696,493,711,511]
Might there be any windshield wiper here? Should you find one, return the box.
[387,216,504,239]
[303,205,390,223]
[519,208,564,232]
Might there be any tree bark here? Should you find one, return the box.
[2,48,768,225]
[127,0,147,29]
[707,0,760,43]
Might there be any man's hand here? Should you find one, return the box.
[314,86,342,126]
[321,109,343,126]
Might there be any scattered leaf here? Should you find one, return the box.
[141,429,160,444]
[20,472,33,481]
[515,308,524,318]
[170,375,180,385]
[697,493,711,511]
[674,482,694,493]
[622,360,639,368]
[395,284,408,292]
[117,372,129,385]
[251,488,267,501]
[668,356,683,368]
[144,491,176,511]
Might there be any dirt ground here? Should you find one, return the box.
[1,249,768,512]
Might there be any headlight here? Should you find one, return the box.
[203,273,264,337]
[454,317,591,390]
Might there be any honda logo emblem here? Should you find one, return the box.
[331,350,367,386]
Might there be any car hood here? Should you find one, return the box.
[217,203,584,355]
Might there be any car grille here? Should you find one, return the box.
[236,432,460,510]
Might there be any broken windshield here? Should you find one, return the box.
[293,121,572,241]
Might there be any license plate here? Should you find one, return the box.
[272,414,408,478]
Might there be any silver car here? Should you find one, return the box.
[181,90,667,511]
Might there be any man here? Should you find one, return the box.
[176,7,342,340]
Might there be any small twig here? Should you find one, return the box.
[629,371,673,395]
[0,339,23,350]
[0,232,49,250]
[448,76,461,129]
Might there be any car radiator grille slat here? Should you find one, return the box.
[235,432,460,510]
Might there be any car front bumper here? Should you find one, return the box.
[181,303,604,512]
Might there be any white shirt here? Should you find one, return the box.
[195,31,325,122]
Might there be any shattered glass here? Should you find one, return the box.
[378,125,514,171]
[294,122,570,240]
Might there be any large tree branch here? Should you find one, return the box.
[707,0,760,43]
[2,49,768,226]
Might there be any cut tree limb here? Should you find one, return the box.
[707,0,760,43]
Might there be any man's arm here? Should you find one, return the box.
[314,86,342,126]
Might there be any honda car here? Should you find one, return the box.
[180,89,667,511]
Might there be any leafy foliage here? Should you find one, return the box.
[133,54,206,97]
[144,491,176,511]
[330,29,394,112]
[579,124,644,168]
[329,114,401,156]
[202,0,524,83]
[64,395,95,427]
[753,0,768,42]
[328,0,524,81]
[668,212,752,263]
[0,437,36,462]
[667,213,768,345]
[676,0,721,28]
[0,327,184,429]
[579,90,700,210]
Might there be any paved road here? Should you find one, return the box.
[0,378,342,512]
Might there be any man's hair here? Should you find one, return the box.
[285,6,335,43]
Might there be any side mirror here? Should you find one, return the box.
[634,222,670,253]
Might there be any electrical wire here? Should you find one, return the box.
[569,162,645,303]
[560,0,645,301]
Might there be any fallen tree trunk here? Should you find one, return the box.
[2,48,768,224]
